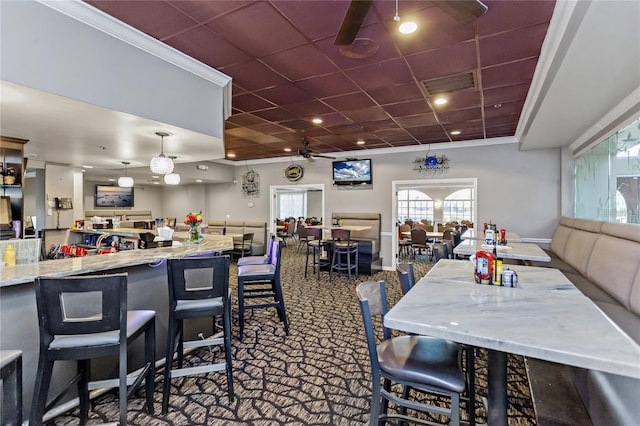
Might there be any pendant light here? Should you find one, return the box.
[118,161,134,188]
[393,0,417,34]
[164,156,180,185]
[150,131,174,174]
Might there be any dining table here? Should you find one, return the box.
[384,259,640,425]
[453,238,550,262]
[461,228,522,243]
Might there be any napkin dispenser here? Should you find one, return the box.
[139,232,172,249]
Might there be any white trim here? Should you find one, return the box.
[216,136,518,167]
[37,0,233,91]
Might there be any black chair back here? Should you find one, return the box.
[396,263,416,295]
[167,256,230,302]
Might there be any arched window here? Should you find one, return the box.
[397,190,433,222]
[443,188,474,222]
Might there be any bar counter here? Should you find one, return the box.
[0,233,233,417]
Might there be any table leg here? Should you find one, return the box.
[488,349,508,426]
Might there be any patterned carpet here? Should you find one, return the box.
[51,243,536,425]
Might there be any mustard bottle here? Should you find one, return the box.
[4,245,16,266]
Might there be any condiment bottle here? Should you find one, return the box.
[4,245,16,266]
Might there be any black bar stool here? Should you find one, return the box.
[305,227,331,279]
[163,255,234,414]
[329,228,358,283]
[30,274,155,426]
[237,239,289,339]
[1,349,22,426]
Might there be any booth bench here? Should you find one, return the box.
[331,212,382,275]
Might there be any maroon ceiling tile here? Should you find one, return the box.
[303,126,332,138]
[486,123,517,137]
[383,99,431,117]
[252,107,294,123]
[87,1,197,40]
[327,123,366,134]
[231,107,243,115]
[395,113,439,127]
[391,6,476,56]
[485,114,520,127]
[442,121,484,132]
[272,132,305,143]
[233,93,275,112]
[342,106,391,123]
[388,139,421,147]
[484,100,524,118]
[226,113,268,127]
[314,23,401,70]
[248,134,287,144]
[345,58,414,91]
[407,124,448,139]
[367,81,425,105]
[313,134,350,144]
[452,130,485,141]
[282,100,334,117]
[315,112,353,127]
[261,44,339,81]
[361,119,399,131]
[255,83,315,106]
[322,92,377,111]
[271,0,356,41]
[481,58,538,88]
[165,26,250,69]
[483,83,530,106]
[220,60,288,91]
[442,90,482,110]
[247,122,290,135]
[406,41,477,81]
[205,2,308,57]
[169,1,254,24]
[436,107,483,123]
[296,73,361,98]
[479,23,549,67]
[371,1,434,23]
[279,119,316,131]
[225,126,264,138]
[374,128,415,140]
[479,1,556,37]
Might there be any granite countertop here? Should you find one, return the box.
[0,233,234,287]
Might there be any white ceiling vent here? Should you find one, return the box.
[421,72,476,96]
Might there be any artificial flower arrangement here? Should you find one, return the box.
[184,211,203,242]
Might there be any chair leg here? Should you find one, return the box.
[162,316,178,414]
[238,278,246,340]
[145,321,155,414]
[466,346,476,426]
[224,302,235,402]
[369,378,382,426]
[30,352,54,426]
[273,277,290,335]
[77,359,90,424]
[119,339,127,426]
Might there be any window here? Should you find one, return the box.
[443,188,474,222]
[278,192,306,219]
[575,118,640,223]
[397,190,433,222]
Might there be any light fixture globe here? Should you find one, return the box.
[150,131,175,174]
[164,172,181,185]
[118,161,134,188]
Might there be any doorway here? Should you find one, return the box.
[269,184,325,234]
[391,178,477,267]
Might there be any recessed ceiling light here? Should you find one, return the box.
[494,103,503,108]
[312,118,323,124]
[153,181,160,185]
[284,148,292,152]
[227,153,236,158]
[434,97,448,106]
[82,165,93,169]
[152,176,160,179]
[356,140,365,145]
[398,21,418,34]
[196,179,203,183]
[81,169,86,173]
[451,130,461,135]
[25,153,37,158]
[108,178,116,182]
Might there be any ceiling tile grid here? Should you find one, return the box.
[86,0,556,161]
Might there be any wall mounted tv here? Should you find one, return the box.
[95,185,134,208]
[332,159,372,186]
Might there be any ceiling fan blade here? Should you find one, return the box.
[334,0,373,45]
[432,0,488,25]
[312,153,337,160]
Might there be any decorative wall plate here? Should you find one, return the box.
[284,164,304,181]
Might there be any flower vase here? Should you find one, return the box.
[189,225,201,243]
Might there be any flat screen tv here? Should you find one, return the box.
[332,159,372,186]
[95,184,134,208]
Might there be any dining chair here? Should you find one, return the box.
[31,274,155,426]
[305,227,331,279]
[395,263,416,295]
[163,255,234,414]
[232,232,254,260]
[237,240,289,339]
[329,228,359,283]
[296,225,310,253]
[410,228,429,260]
[356,280,468,426]
[237,235,275,266]
[1,349,22,426]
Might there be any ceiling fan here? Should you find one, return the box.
[298,138,336,160]
[334,0,488,46]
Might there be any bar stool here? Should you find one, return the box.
[237,240,289,339]
[163,255,234,414]
[237,235,275,266]
[329,228,358,283]
[1,350,22,426]
[305,227,331,279]
[30,274,156,426]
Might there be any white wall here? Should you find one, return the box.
[199,143,561,267]
[83,179,164,218]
